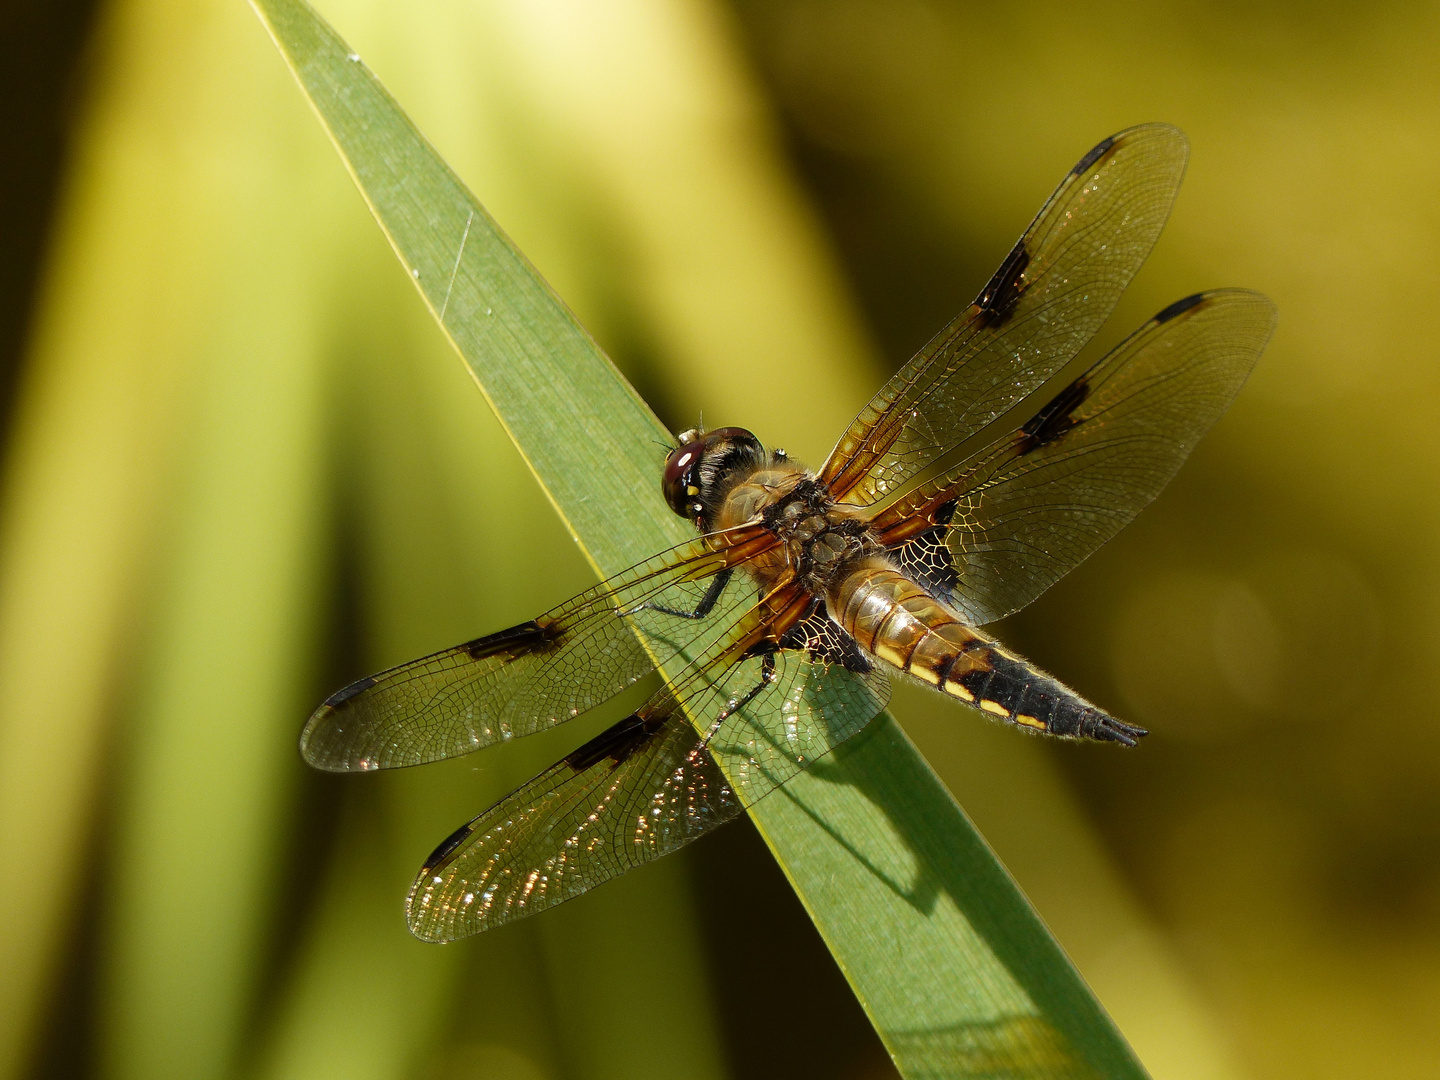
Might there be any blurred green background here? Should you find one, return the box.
[1,1,1437,1079]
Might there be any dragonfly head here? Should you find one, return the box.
[663,426,765,528]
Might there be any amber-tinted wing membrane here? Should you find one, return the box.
[874,289,1277,626]
[300,526,775,771]
[406,606,890,940]
[819,124,1189,507]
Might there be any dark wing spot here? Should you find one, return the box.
[1016,374,1090,454]
[564,711,666,772]
[1154,292,1209,323]
[321,675,376,709]
[1070,134,1117,177]
[975,240,1030,328]
[778,602,872,673]
[421,818,476,872]
[889,499,961,603]
[461,619,555,661]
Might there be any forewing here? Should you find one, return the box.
[819,124,1189,506]
[875,290,1277,625]
[406,604,889,941]
[300,526,775,771]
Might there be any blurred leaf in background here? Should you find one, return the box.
[0,1,1436,1080]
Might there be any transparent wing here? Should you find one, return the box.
[819,124,1189,507]
[405,601,890,941]
[300,525,777,772]
[873,289,1277,625]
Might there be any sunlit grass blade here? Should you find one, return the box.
[0,6,332,1078]
[0,116,196,1080]
[82,10,339,1077]
[252,0,1151,1074]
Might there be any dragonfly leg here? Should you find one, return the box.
[697,649,778,751]
[627,567,734,620]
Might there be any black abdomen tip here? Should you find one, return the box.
[1090,712,1148,746]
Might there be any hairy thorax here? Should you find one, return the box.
[716,470,881,595]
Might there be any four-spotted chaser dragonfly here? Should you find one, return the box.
[302,124,1276,942]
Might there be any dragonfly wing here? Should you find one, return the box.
[819,124,1190,506]
[301,526,775,772]
[874,289,1277,624]
[406,602,889,940]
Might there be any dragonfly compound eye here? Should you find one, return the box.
[662,437,708,517]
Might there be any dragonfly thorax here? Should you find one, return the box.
[758,479,878,590]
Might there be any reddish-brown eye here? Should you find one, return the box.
[662,438,707,517]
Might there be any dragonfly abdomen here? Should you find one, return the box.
[830,562,1144,745]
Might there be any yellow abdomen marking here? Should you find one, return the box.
[948,682,975,702]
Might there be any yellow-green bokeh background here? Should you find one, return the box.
[1,2,1437,1079]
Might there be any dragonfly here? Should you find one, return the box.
[302,123,1276,942]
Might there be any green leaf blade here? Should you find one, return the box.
[251,1,1150,1076]
[257,0,673,565]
